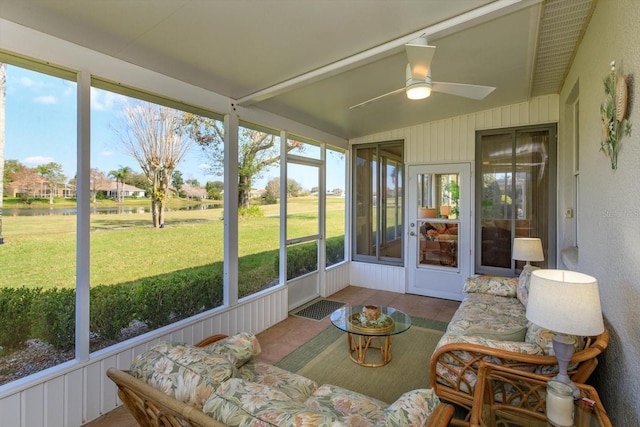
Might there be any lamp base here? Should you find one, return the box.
[551,334,580,398]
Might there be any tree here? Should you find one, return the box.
[185,178,200,187]
[12,167,41,204]
[205,180,223,200]
[127,171,151,195]
[264,177,280,204]
[0,63,5,244]
[89,168,110,202]
[115,102,193,228]
[109,165,132,203]
[36,162,66,204]
[287,178,303,197]
[171,170,184,197]
[183,114,302,209]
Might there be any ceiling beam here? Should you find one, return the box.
[236,0,543,106]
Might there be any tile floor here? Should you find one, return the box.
[83,286,460,426]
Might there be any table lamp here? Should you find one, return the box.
[512,237,544,266]
[526,269,604,397]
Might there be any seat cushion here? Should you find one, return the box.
[129,341,237,408]
[238,360,318,401]
[305,384,388,423]
[446,292,528,336]
[203,378,338,427]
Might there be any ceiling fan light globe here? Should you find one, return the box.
[406,84,431,100]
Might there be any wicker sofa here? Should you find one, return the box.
[429,266,609,417]
[108,332,454,427]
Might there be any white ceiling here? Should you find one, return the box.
[0,0,594,139]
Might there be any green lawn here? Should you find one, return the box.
[0,196,346,290]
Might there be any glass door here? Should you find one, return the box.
[475,125,556,275]
[407,163,470,301]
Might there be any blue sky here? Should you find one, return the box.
[4,65,345,192]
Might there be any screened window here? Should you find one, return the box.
[0,58,78,384]
[352,141,403,265]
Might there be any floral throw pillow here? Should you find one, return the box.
[202,332,261,368]
[516,265,540,307]
[463,275,518,297]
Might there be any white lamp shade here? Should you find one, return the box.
[526,269,604,336]
[512,237,544,262]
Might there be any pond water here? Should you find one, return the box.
[2,203,222,217]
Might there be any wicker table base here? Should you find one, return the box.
[347,333,393,367]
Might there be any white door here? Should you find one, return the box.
[407,163,471,301]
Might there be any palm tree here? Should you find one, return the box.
[108,166,132,203]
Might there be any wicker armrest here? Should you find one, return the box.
[429,328,609,413]
[427,403,455,427]
[195,334,229,347]
[106,368,226,427]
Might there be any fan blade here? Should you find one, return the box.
[349,87,405,110]
[405,39,436,80]
[431,81,495,100]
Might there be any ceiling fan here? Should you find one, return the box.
[349,37,496,110]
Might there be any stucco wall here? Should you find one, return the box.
[558,0,640,424]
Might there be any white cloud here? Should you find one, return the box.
[91,87,125,111]
[23,156,55,167]
[19,76,37,87]
[35,95,57,105]
[100,150,115,157]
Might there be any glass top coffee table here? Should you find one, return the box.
[330,305,412,367]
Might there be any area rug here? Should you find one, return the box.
[291,299,345,320]
[275,316,448,404]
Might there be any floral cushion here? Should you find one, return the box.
[305,384,388,423]
[446,292,528,336]
[203,378,339,427]
[130,341,236,408]
[238,360,318,401]
[464,275,518,297]
[202,332,261,367]
[516,265,539,307]
[378,388,442,427]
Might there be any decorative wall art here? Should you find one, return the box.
[600,60,632,170]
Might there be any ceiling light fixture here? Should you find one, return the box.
[405,64,432,100]
[406,83,431,100]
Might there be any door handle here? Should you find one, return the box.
[409,231,416,236]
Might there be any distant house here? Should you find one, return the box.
[250,188,266,199]
[100,182,147,199]
[7,177,76,198]
[181,184,208,200]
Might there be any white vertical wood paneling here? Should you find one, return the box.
[0,287,289,427]
[324,263,350,297]
[23,386,44,427]
[349,262,405,293]
[45,377,65,427]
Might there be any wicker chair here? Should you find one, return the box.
[429,328,609,422]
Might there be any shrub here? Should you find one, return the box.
[135,267,224,329]
[31,288,76,350]
[238,205,264,218]
[90,284,137,340]
[276,241,318,280]
[326,236,345,266]
[0,288,40,349]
